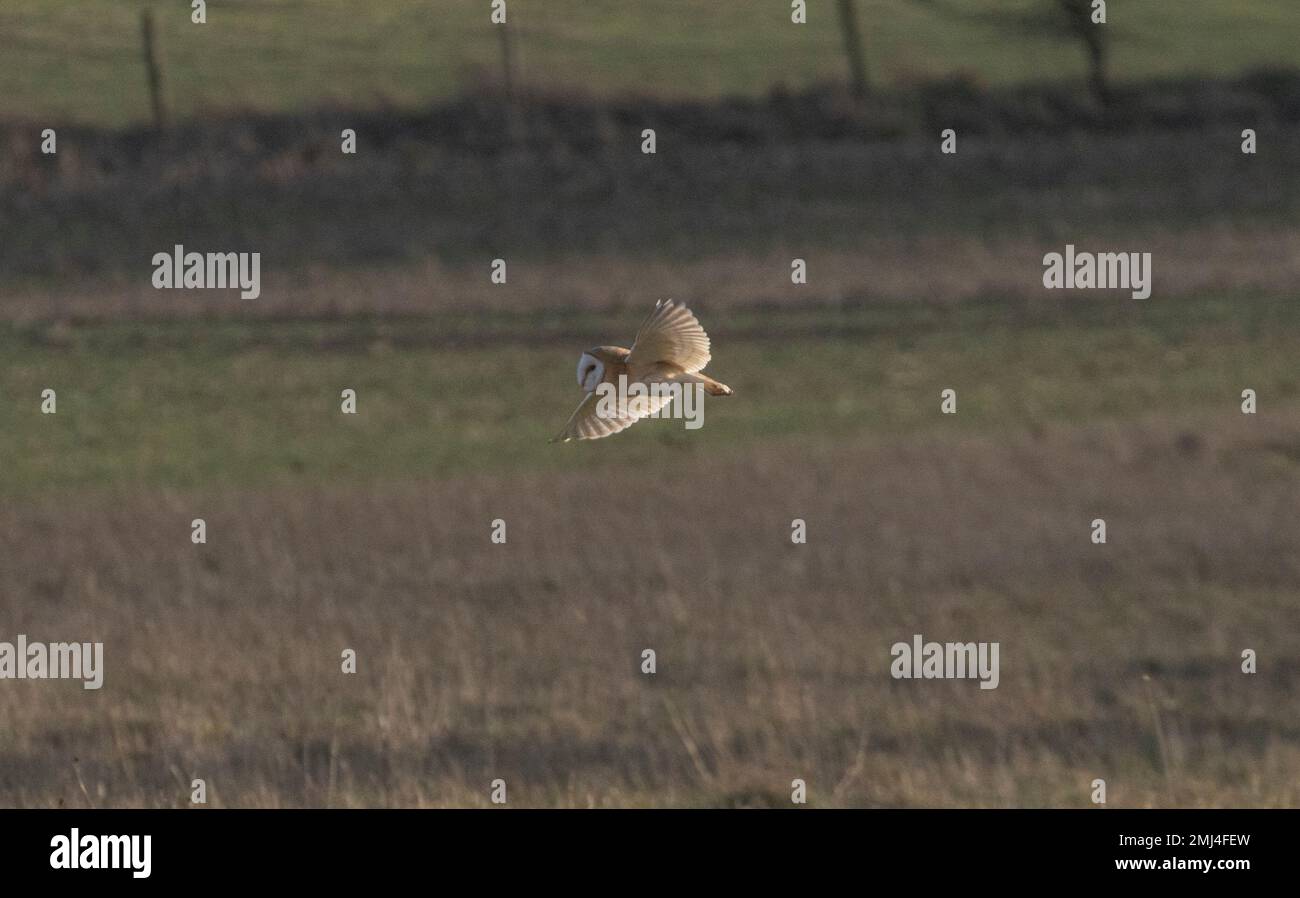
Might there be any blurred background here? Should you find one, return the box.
[1,1,1298,807]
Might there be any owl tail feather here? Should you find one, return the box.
[688,373,733,396]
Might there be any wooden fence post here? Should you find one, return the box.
[835,0,869,99]
[141,9,168,129]
[497,19,524,143]
[498,17,516,102]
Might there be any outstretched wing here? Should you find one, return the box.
[551,393,637,443]
[626,299,711,377]
[550,381,679,442]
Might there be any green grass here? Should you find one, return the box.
[2,0,1298,125]
[3,292,1297,496]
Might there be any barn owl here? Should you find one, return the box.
[552,299,733,442]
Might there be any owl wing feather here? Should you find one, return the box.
[551,378,680,442]
[626,299,711,378]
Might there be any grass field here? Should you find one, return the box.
[3,0,1299,125]
[3,293,1298,495]
[2,293,1299,806]
[2,0,1298,810]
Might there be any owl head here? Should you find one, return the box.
[576,351,604,393]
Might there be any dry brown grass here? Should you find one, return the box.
[3,413,1297,807]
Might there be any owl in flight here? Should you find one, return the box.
[552,299,733,442]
